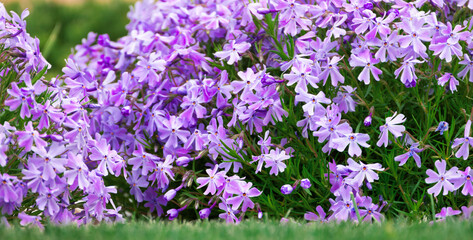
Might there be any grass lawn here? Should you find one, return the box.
[2,220,473,240]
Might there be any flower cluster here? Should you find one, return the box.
[1,0,473,227]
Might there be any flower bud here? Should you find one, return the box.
[121,106,132,116]
[164,189,177,201]
[176,157,192,167]
[280,184,293,195]
[199,208,211,219]
[364,113,372,127]
[167,209,179,221]
[300,179,311,189]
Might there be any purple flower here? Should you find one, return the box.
[134,52,166,87]
[264,149,290,176]
[89,134,121,177]
[63,153,90,190]
[196,165,226,195]
[398,18,431,56]
[231,68,259,94]
[452,120,473,160]
[461,206,473,220]
[349,50,382,84]
[394,143,423,167]
[15,121,47,152]
[226,181,261,212]
[438,73,459,93]
[218,199,239,224]
[304,206,326,222]
[36,188,61,216]
[146,155,175,190]
[320,56,345,87]
[158,115,190,148]
[30,143,66,180]
[295,91,331,116]
[127,170,149,202]
[214,40,250,65]
[0,174,18,203]
[451,167,473,196]
[180,87,207,122]
[32,100,64,130]
[281,184,293,195]
[18,212,43,230]
[377,112,406,147]
[425,159,460,196]
[332,132,371,157]
[458,54,473,82]
[332,86,357,113]
[346,158,384,187]
[435,207,461,221]
[4,82,32,119]
[166,208,179,221]
[435,121,449,135]
[394,58,423,88]
[359,197,383,222]
[284,62,320,93]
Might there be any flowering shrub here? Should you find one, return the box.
[1,0,473,227]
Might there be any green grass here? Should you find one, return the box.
[2,220,473,240]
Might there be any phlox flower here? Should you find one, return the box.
[320,56,345,87]
[332,86,357,113]
[394,58,423,88]
[15,121,47,152]
[451,167,473,196]
[349,50,382,84]
[196,165,226,195]
[437,73,459,93]
[214,40,250,65]
[226,181,261,212]
[218,199,239,224]
[332,132,370,157]
[435,121,449,135]
[458,54,473,82]
[295,91,331,116]
[304,206,327,222]
[376,112,406,147]
[284,62,320,93]
[452,120,473,160]
[345,158,384,187]
[264,149,290,176]
[425,159,460,196]
[435,207,461,222]
[394,143,423,167]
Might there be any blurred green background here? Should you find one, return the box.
[4,0,134,77]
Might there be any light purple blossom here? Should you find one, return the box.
[425,159,460,196]
[377,112,406,147]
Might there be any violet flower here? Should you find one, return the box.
[451,166,473,196]
[376,112,406,147]
[452,120,473,160]
[438,73,459,92]
[214,40,250,65]
[425,159,460,196]
[435,121,449,135]
[394,143,423,167]
[345,158,384,187]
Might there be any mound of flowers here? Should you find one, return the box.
[1,0,473,227]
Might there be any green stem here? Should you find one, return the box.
[351,192,362,222]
